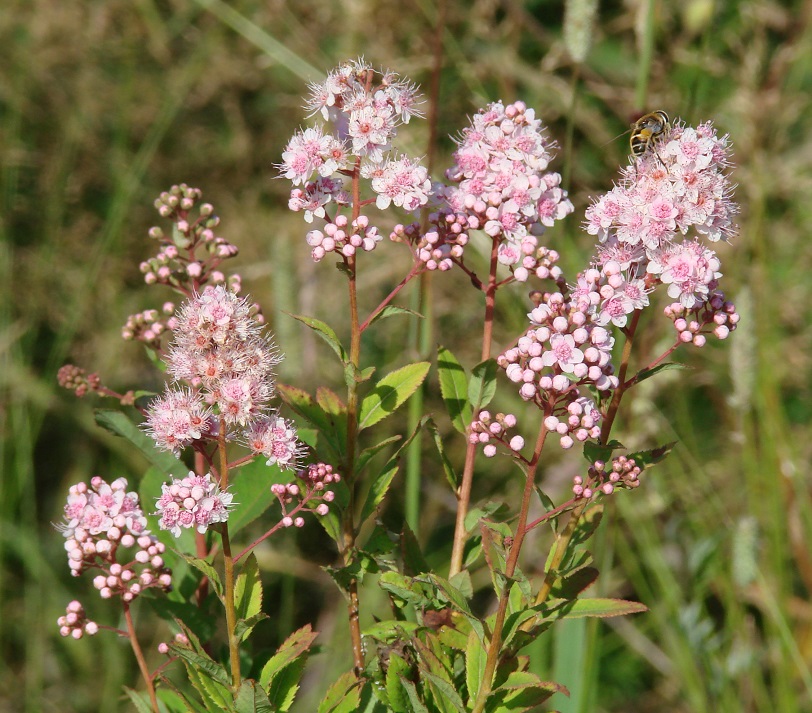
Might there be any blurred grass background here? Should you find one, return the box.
[2,0,811,710]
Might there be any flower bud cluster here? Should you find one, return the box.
[123,185,250,347]
[469,411,525,458]
[305,214,381,262]
[664,290,739,346]
[391,210,473,272]
[281,59,429,259]
[500,289,619,396]
[154,471,234,538]
[543,397,602,450]
[573,456,642,499]
[56,477,172,600]
[57,601,98,640]
[271,462,340,524]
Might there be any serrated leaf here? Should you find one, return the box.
[420,573,484,641]
[95,409,188,478]
[318,671,361,713]
[468,359,498,412]
[176,552,223,600]
[465,629,486,706]
[582,439,624,464]
[235,680,273,713]
[124,687,154,713]
[356,435,402,474]
[379,571,430,608]
[235,612,269,643]
[235,553,262,623]
[358,362,431,430]
[437,346,471,434]
[425,417,459,491]
[368,304,424,327]
[570,505,604,548]
[287,313,348,364]
[421,669,466,712]
[277,384,344,459]
[359,458,400,525]
[553,597,648,618]
[398,678,431,713]
[259,624,319,689]
[385,654,412,713]
[169,644,232,688]
[266,656,307,712]
[549,566,599,599]
[362,620,421,642]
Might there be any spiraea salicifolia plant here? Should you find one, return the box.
[57,58,738,713]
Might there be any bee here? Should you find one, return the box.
[629,110,670,158]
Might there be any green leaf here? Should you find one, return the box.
[362,620,421,642]
[358,362,431,430]
[277,384,344,459]
[318,671,361,713]
[552,597,648,618]
[359,457,400,525]
[385,654,412,713]
[627,441,677,467]
[368,304,424,328]
[570,505,604,548]
[266,656,307,712]
[467,359,498,412]
[582,439,624,464]
[356,435,402,475]
[424,417,459,491]
[234,553,262,639]
[633,361,689,386]
[465,629,486,706]
[437,346,471,434]
[316,386,348,443]
[549,566,599,599]
[123,688,154,713]
[379,571,430,608]
[421,670,466,713]
[235,680,273,713]
[176,552,223,600]
[259,624,319,689]
[169,644,232,688]
[95,409,188,478]
[228,458,295,537]
[235,612,269,644]
[287,313,348,364]
[484,671,566,711]
[400,522,429,576]
[420,574,484,641]
[398,678,431,713]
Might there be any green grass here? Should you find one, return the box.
[2,0,811,710]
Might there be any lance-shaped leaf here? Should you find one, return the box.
[437,346,471,433]
[467,358,498,412]
[632,361,689,387]
[582,439,624,464]
[234,554,262,629]
[260,624,318,704]
[368,304,424,328]
[318,671,361,713]
[277,384,345,460]
[551,597,648,619]
[176,552,223,600]
[287,313,348,364]
[425,416,459,491]
[358,362,430,430]
[627,441,676,467]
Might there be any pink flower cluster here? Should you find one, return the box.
[305,214,381,262]
[664,293,739,346]
[281,58,429,250]
[155,471,234,538]
[57,601,98,639]
[56,477,172,602]
[469,411,525,458]
[145,285,287,454]
[245,414,305,469]
[573,456,642,499]
[271,462,340,525]
[543,398,602,450]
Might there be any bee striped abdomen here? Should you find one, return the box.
[629,110,670,157]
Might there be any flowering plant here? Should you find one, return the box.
[57,58,738,712]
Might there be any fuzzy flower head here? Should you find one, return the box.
[585,119,737,257]
[244,413,305,469]
[154,472,234,538]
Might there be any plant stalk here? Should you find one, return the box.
[123,602,159,713]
